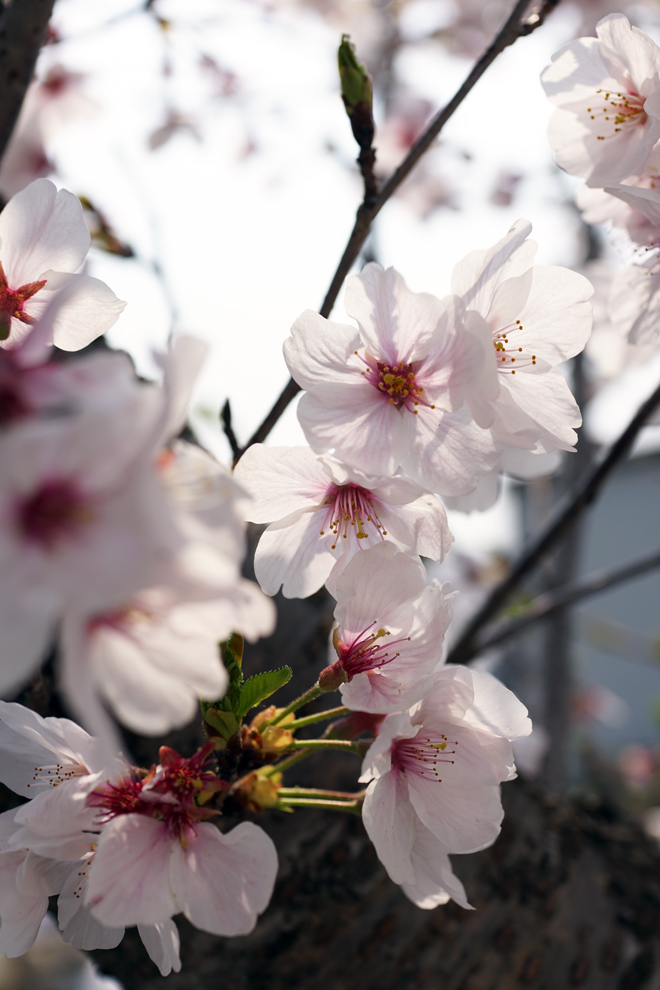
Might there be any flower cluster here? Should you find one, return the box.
[0,172,588,970]
[542,13,660,346]
[0,702,277,974]
[232,214,591,906]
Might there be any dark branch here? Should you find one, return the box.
[221,399,241,462]
[448,379,660,665]
[0,0,57,163]
[474,547,660,655]
[239,0,559,456]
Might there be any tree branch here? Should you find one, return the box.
[221,399,241,461]
[475,547,660,655]
[448,380,660,665]
[0,0,57,163]
[239,0,559,456]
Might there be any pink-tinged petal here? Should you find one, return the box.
[11,774,102,862]
[407,776,504,854]
[335,542,427,629]
[378,494,453,561]
[596,14,660,98]
[443,469,500,512]
[418,298,488,414]
[496,370,580,452]
[0,597,55,697]
[168,822,277,937]
[511,266,593,364]
[345,264,447,365]
[359,710,416,783]
[23,271,126,351]
[610,263,660,345]
[138,920,181,976]
[463,310,499,429]
[153,335,208,443]
[58,862,124,951]
[298,385,407,477]
[0,700,104,797]
[402,820,472,910]
[451,219,535,316]
[460,668,532,740]
[284,310,361,389]
[362,773,416,885]
[0,180,90,285]
[234,445,330,522]
[86,816,178,927]
[0,865,47,957]
[401,404,501,497]
[255,510,336,598]
[341,667,429,714]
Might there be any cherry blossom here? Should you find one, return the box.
[0,398,181,697]
[451,219,593,457]
[284,263,499,496]
[0,179,125,349]
[81,746,278,938]
[0,703,180,972]
[234,444,452,598]
[359,666,531,905]
[542,14,660,187]
[322,542,453,713]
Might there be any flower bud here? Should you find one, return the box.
[338,34,375,151]
[232,769,282,813]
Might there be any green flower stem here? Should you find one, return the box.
[261,748,313,777]
[268,683,323,725]
[291,706,349,730]
[277,787,366,801]
[278,796,362,816]
[290,739,364,755]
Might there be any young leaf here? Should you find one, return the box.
[203,707,239,740]
[237,667,293,719]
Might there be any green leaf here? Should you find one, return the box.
[203,707,239,740]
[221,634,244,685]
[237,667,293,719]
[338,34,372,115]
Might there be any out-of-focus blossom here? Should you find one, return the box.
[0,179,125,349]
[234,444,452,598]
[322,542,453,712]
[285,263,499,496]
[359,665,531,907]
[542,14,660,187]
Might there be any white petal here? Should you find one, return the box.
[362,773,416,885]
[0,180,89,285]
[234,445,329,522]
[138,920,182,976]
[168,822,277,937]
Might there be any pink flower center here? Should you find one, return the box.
[319,483,387,550]
[335,620,410,678]
[16,480,94,550]
[0,260,46,341]
[392,731,457,782]
[87,744,225,843]
[588,88,647,141]
[356,352,435,414]
[493,320,537,375]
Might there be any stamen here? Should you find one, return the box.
[392,732,458,781]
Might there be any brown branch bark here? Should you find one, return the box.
[0,0,56,163]
[448,379,660,666]
[239,0,560,457]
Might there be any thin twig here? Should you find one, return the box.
[0,0,57,163]
[239,0,559,456]
[448,380,660,665]
[221,399,241,461]
[476,548,660,655]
